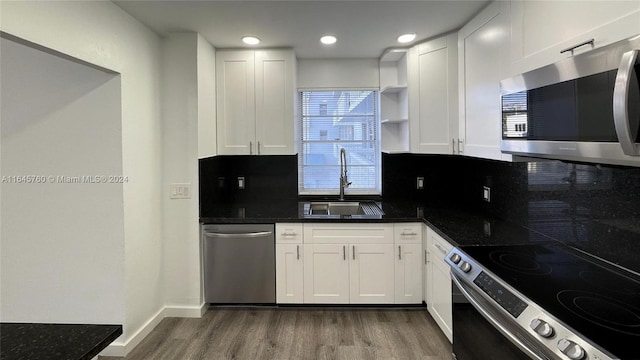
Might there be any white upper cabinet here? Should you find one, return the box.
[254,50,296,155]
[458,1,513,161]
[380,49,410,153]
[216,49,295,155]
[510,1,640,75]
[409,33,459,155]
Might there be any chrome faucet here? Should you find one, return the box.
[339,148,351,200]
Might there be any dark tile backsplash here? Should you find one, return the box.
[199,155,298,214]
[382,153,640,272]
[200,153,640,273]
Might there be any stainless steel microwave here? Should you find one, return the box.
[500,35,640,166]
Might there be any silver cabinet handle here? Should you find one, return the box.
[203,231,272,238]
[343,245,346,261]
[560,38,595,54]
[434,243,448,256]
[452,138,456,154]
[352,245,355,260]
[614,49,640,156]
[457,139,464,154]
[296,245,300,260]
[257,141,261,155]
[249,141,253,155]
[400,231,418,236]
[398,245,402,260]
[424,250,428,264]
[280,232,297,237]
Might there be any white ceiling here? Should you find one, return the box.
[114,0,491,59]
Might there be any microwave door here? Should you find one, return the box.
[613,49,640,156]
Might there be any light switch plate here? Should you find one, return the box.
[170,183,191,199]
[417,177,424,189]
[238,176,245,190]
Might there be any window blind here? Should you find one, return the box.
[298,90,381,195]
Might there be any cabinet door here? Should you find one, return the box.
[216,50,256,155]
[394,243,423,304]
[428,228,454,343]
[511,1,640,74]
[423,226,430,306]
[303,243,349,303]
[276,244,303,303]
[254,50,295,155]
[410,34,458,154]
[431,257,453,343]
[458,1,512,161]
[350,244,395,304]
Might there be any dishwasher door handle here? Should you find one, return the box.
[203,231,273,238]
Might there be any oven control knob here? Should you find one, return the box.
[450,253,462,264]
[530,318,554,338]
[459,261,472,273]
[557,339,585,360]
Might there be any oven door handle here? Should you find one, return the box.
[451,274,548,360]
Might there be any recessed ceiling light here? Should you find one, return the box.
[397,33,416,43]
[242,36,260,45]
[320,35,337,45]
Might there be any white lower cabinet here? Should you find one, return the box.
[303,243,395,304]
[303,223,395,304]
[275,243,304,303]
[394,223,423,304]
[350,244,395,304]
[303,243,350,303]
[275,222,425,306]
[275,223,304,303]
[425,226,454,343]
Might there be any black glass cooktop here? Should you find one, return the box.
[460,243,640,360]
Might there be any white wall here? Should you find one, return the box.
[297,58,380,89]
[161,33,208,312]
[0,37,124,324]
[0,1,164,355]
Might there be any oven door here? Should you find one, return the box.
[451,274,556,360]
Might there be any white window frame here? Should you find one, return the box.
[297,89,381,196]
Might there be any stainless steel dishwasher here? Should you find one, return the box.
[202,224,275,304]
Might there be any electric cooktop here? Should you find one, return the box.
[458,243,640,360]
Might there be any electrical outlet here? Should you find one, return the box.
[237,177,245,190]
[483,186,491,202]
[416,177,424,189]
[483,220,491,236]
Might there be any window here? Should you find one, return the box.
[298,90,381,195]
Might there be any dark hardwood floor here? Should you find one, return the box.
[102,307,452,360]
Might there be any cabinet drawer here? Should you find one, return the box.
[303,223,393,244]
[276,223,303,243]
[394,223,422,244]
[430,230,453,270]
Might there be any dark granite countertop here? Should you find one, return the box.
[200,199,640,273]
[0,323,122,360]
[199,200,557,247]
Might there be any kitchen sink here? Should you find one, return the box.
[305,201,384,217]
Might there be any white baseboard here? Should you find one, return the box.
[164,302,208,318]
[99,303,207,357]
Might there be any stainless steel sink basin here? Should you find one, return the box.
[305,201,384,216]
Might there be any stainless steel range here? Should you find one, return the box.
[447,243,640,360]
